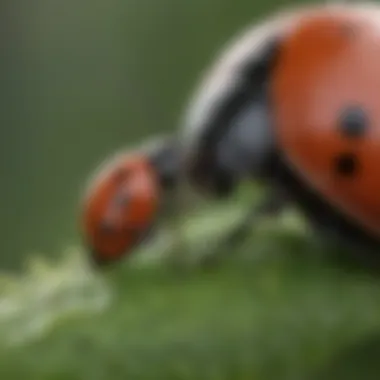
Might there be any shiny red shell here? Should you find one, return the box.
[272,6,380,237]
[82,153,159,263]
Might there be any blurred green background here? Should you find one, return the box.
[2,0,309,270]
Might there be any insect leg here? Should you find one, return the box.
[198,188,288,268]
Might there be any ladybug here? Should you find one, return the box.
[81,135,180,266]
[81,3,380,268]
[178,3,380,263]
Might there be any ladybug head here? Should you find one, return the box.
[81,152,160,266]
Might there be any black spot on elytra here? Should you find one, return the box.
[339,106,368,138]
[334,152,359,177]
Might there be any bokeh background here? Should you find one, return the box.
[2,0,307,270]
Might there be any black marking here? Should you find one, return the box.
[339,106,368,138]
[271,153,380,269]
[334,152,359,177]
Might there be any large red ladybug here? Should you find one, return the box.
[180,3,380,261]
[81,136,180,265]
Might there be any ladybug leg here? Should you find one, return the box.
[225,189,287,246]
[198,187,288,268]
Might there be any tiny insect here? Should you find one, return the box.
[81,136,180,266]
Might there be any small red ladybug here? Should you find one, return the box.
[81,136,180,265]
[179,3,380,262]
